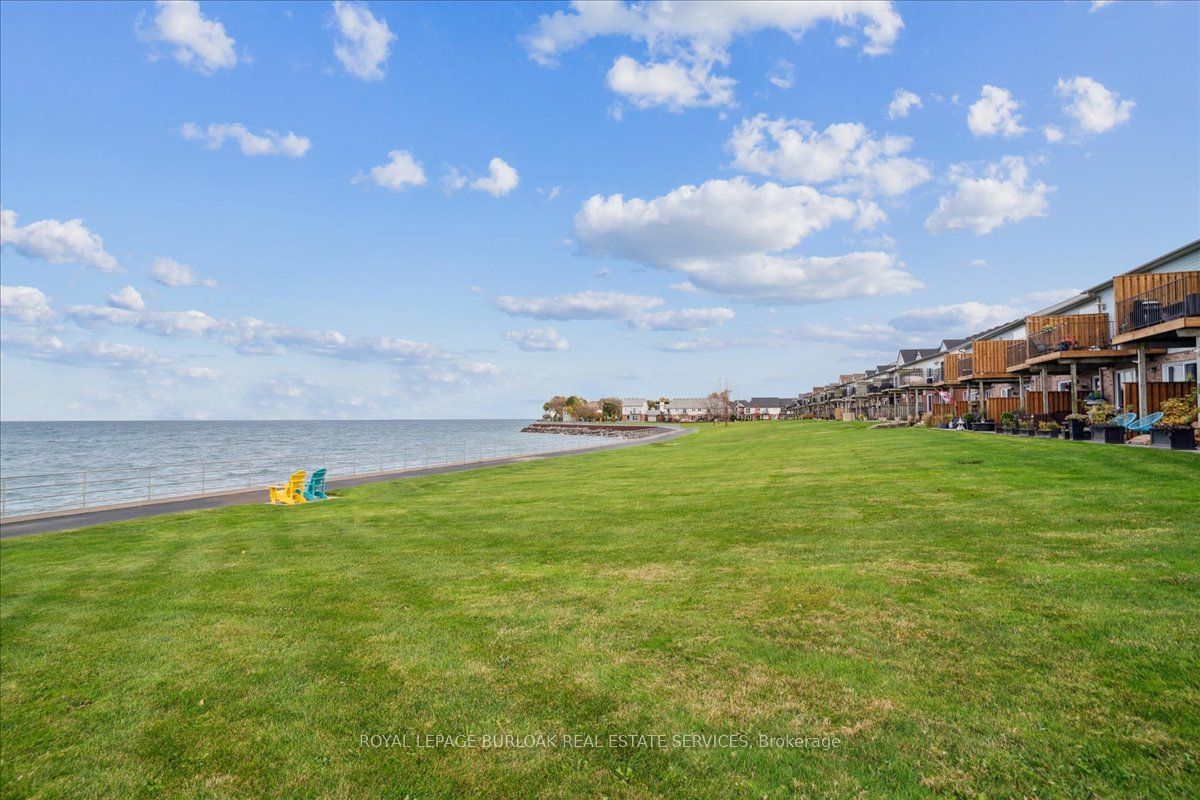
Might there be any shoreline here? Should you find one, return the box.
[0,424,689,539]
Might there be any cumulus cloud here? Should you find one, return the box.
[0,208,119,272]
[572,177,917,304]
[967,85,1027,137]
[504,326,570,351]
[606,56,735,110]
[470,158,520,197]
[354,150,427,191]
[1,285,56,325]
[180,122,311,157]
[728,115,931,196]
[150,257,217,287]
[108,286,146,311]
[887,89,922,120]
[1089,0,1116,11]
[523,1,903,110]
[61,302,496,382]
[493,289,733,331]
[890,301,1018,332]
[1055,76,1134,136]
[650,336,759,353]
[2,330,218,380]
[1042,125,1064,143]
[768,59,794,90]
[137,0,237,74]
[925,157,1053,235]
[331,0,395,80]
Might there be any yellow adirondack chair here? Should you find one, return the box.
[269,470,308,505]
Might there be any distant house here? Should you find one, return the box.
[747,397,788,420]
[620,398,648,421]
[646,398,710,422]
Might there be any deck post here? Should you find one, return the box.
[1019,374,1026,410]
[1136,344,1148,416]
[1070,362,1078,415]
[1040,368,1049,415]
[978,380,986,420]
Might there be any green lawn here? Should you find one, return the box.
[2,423,1198,799]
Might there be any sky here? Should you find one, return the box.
[1,0,1198,420]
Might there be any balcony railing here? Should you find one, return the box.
[1005,339,1028,369]
[1116,274,1200,334]
[1028,316,1111,357]
[959,355,973,378]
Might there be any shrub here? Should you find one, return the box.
[1000,411,1016,427]
[1087,402,1117,425]
[1156,395,1199,429]
[1039,421,1061,432]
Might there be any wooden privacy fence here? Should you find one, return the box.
[1122,381,1197,413]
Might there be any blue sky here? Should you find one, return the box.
[1,0,1197,419]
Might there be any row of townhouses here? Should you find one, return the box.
[795,240,1200,423]
[620,397,796,422]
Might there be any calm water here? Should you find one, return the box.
[0,420,603,517]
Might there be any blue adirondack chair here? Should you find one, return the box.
[1126,412,1163,433]
[1112,412,1137,428]
[303,468,328,501]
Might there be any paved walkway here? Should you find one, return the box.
[0,425,691,539]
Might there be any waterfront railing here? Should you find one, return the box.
[0,437,602,519]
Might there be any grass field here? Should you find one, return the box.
[2,422,1198,799]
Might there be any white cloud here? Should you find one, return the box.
[523,1,904,65]
[970,258,989,269]
[572,177,917,304]
[890,301,1018,332]
[768,59,794,90]
[1055,76,1134,136]
[606,56,735,110]
[108,286,146,311]
[137,0,237,74]
[180,122,311,158]
[493,290,663,320]
[2,330,217,380]
[925,156,1053,235]
[331,0,395,80]
[1090,0,1116,11]
[650,336,759,353]
[728,115,931,196]
[1,285,55,324]
[627,307,734,331]
[886,89,922,120]
[504,326,570,351]
[523,1,903,110]
[1042,125,1064,143]
[354,150,427,191]
[150,257,217,287]
[0,208,120,272]
[967,85,1027,137]
[61,302,494,383]
[470,158,520,197]
[669,281,698,293]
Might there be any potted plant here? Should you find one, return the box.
[1151,392,1198,450]
[1083,391,1104,407]
[1088,402,1125,444]
[1019,419,1036,436]
[1064,413,1088,440]
[962,412,978,431]
[974,418,996,432]
[1000,411,1016,433]
[1057,337,1077,351]
[1038,421,1061,438]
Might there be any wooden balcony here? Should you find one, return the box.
[957,340,1012,380]
[1112,271,1200,344]
[941,352,965,384]
[1005,339,1028,372]
[1024,312,1151,370]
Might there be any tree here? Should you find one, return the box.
[544,395,568,421]
[600,397,622,422]
[706,384,732,425]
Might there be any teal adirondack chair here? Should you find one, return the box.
[1126,412,1163,433]
[303,468,328,501]
[1112,412,1137,428]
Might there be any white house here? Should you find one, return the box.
[621,398,648,421]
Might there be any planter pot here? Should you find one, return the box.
[1091,425,1126,444]
[1153,427,1197,450]
[1022,428,1037,437]
[974,421,996,432]
[1066,419,1087,440]
[1001,427,1016,435]
[1036,431,1051,438]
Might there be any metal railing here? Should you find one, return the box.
[1005,339,1028,369]
[0,436,608,519]
[1115,273,1200,334]
[1029,316,1111,357]
[958,355,974,379]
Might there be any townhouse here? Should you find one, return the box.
[796,239,1200,425]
